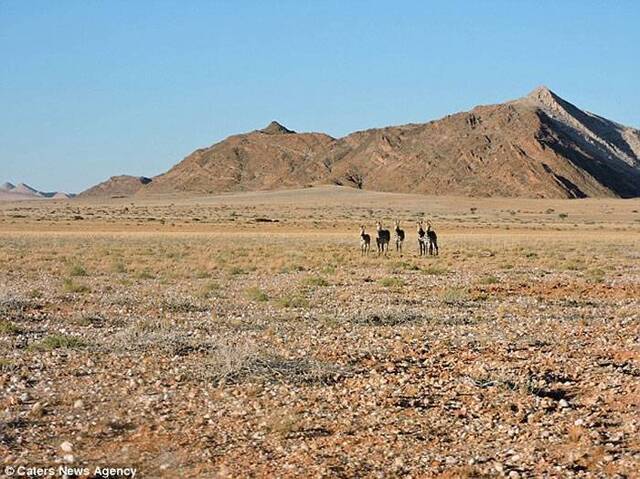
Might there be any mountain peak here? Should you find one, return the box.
[528,85,553,96]
[14,183,40,195]
[260,121,295,135]
[521,85,565,110]
[1,182,15,191]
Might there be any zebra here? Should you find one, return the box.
[417,221,427,256]
[394,219,405,254]
[375,221,391,256]
[360,225,371,255]
[426,221,439,255]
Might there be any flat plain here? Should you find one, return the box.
[1,186,639,478]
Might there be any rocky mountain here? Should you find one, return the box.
[77,175,152,198]
[83,87,640,199]
[0,182,74,201]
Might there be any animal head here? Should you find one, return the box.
[360,225,366,233]
[376,221,382,230]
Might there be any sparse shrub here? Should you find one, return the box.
[31,334,86,350]
[565,260,585,271]
[559,213,569,220]
[378,277,405,288]
[391,261,420,272]
[245,286,269,302]
[480,275,499,285]
[228,266,246,275]
[441,286,469,304]
[62,278,91,294]
[0,359,14,372]
[322,264,336,275]
[586,268,605,283]
[111,260,127,273]
[199,281,220,298]
[422,265,448,276]
[136,269,155,279]
[302,276,329,287]
[161,298,208,313]
[0,320,21,335]
[68,263,87,276]
[277,295,309,309]
[28,288,43,299]
[354,310,423,326]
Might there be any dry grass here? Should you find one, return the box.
[0,187,638,477]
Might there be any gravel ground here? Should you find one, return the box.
[1,198,639,478]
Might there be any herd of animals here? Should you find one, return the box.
[359,220,438,256]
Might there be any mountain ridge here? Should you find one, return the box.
[0,182,74,201]
[81,87,640,199]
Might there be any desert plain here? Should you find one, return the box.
[1,186,639,478]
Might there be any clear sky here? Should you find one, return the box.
[2,1,639,193]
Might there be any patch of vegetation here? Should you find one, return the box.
[480,275,499,285]
[68,263,87,277]
[277,295,309,309]
[228,266,246,276]
[199,281,220,299]
[586,268,605,283]
[321,264,336,275]
[302,276,329,287]
[353,311,423,326]
[30,334,87,350]
[161,298,208,313]
[422,265,448,276]
[136,269,155,279]
[0,319,21,335]
[0,358,15,372]
[62,278,91,294]
[245,286,269,302]
[28,288,43,299]
[378,277,405,288]
[111,260,127,273]
[441,286,470,305]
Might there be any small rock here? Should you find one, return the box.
[63,454,75,463]
[60,441,73,453]
[559,399,569,408]
[73,399,84,409]
[494,462,504,472]
[509,471,520,479]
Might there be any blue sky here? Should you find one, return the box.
[1,1,639,192]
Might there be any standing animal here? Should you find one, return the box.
[359,225,371,255]
[394,219,405,254]
[375,221,391,256]
[426,221,439,255]
[417,221,427,256]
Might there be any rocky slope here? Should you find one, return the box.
[85,87,640,198]
[77,175,152,198]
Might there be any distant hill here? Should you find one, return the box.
[82,87,640,199]
[77,175,152,198]
[0,182,74,201]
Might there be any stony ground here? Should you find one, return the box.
[1,192,639,478]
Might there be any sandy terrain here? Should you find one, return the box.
[1,186,639,477]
